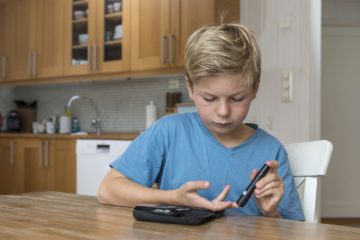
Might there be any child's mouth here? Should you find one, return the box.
[213,122,232,128]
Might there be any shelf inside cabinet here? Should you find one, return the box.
[72,44,88,49]
[105,39,122,46]
[73,0,88,7]
[105,12,122,21]
[73,18,88,25]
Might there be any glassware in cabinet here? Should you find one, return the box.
[103,0,123,62]
[71,0,89,66]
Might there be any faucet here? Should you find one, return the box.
[66,95,102,135]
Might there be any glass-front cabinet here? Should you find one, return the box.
[65,0,130,76]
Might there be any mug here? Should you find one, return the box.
[46,121,55,134]
[32,122,39,134]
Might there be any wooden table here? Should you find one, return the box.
[1,192,359,240]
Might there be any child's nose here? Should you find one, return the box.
[217,101,230,118]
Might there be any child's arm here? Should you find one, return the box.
[251,160,284,218]
[97,169,235,212]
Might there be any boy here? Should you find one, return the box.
[98,24,304,220]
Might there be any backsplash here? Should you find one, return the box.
[8,75,190,132]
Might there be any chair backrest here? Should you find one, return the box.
[285,140,333,223]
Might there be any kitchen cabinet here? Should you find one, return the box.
[47,139,76,193]
[0,0,11,81]
[131,0,214,70]
[0,138,23,194]
[0,137,76,194]
[5,0,65,81]
[5,0,32,81]
[64,0,130,76]
[131,0,239,71]
[0,0,239,85]
[32,0,65,78]
[16,138,48,192]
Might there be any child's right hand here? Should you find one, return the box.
[173,181,236,212]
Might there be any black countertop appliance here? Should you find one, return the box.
[6,110,21,132]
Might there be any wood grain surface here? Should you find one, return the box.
[0,132,140,140]
[1,192,360,240]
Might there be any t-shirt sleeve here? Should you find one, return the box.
[276,146,305,220]
[110,122,166,187]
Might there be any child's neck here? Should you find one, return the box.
[214,124,256,148]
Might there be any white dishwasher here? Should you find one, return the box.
[76,139,132,196]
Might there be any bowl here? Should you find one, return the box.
[74,10,85,20]
[113,2,122,12]
[107,4,114,14]
[78,33,88,45]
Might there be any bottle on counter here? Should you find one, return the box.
[59,107,72,134]
[71,117,80,133]
[146,101,157,128]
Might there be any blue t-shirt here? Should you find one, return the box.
[111,112,304,220]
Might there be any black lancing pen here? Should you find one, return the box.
[236,163,271,207]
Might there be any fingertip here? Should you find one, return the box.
[203,181,210,188]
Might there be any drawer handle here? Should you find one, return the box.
[0,56,6,79]
[10,140,15,165]
[168,33,174,64]
[27,53,32,76]
[39,141,43,167]
[161,34,167,64]
[44,140,49,168]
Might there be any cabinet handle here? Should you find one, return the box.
[0,56,6,80]
[168,34,174,64]
[10,140,14,165]
[161,34,167,64]
[44,140,49,168]
[39,141,43,167]
[32,52,37,77]
[92,45,98,71]
[88,45,92,71]
[27,53,32,76]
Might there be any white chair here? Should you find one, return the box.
[285,140,333,223]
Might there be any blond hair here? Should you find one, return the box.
[185,24,261,89]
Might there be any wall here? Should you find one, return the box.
[241,0,321,143]
[1,75,189,132]
[321,0,360,217]
[241,0,360,218]
[0,87,14,129]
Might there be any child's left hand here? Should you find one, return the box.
[251,160,284,217]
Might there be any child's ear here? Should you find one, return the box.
[185,77,194,100]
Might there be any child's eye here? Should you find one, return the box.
[203,97,216,102]
[232,97,244,102]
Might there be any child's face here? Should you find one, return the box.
[186,74,258,139]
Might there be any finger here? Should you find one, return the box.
[266,160,278,174]
[184,181,210,192]
[255,185,284,200]
[250,169,258,181]
[194,195,233,212]
[206,201,234,212]
[255,173,279,189]
[213,185,231,202]
[255,178,282,195]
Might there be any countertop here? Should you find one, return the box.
[0,132,140,140]
[1,192,360,240]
